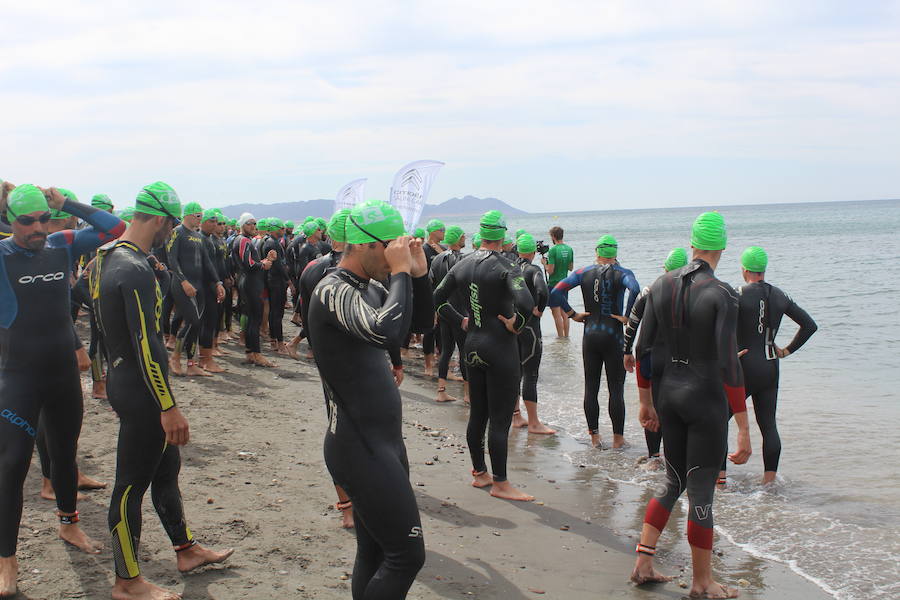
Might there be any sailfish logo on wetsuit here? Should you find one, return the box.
[469,283,482,327]
[1,409,37,437]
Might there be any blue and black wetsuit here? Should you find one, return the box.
[0,200,123,557]
[517,257,549,403]
[635,259,747,551]
[308,267,433,600]
[722,281,817,474]
[91,240,194,579]
[551,262,639,436]
[433,250,534,481]
[429,248,467,382]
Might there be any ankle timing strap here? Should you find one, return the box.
[636,543,656,556]
[335,500,353,511]
[58,511,79,525]
[173,540,197,553]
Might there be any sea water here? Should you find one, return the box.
[445,199,900,600]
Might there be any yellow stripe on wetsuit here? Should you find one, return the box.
[133,289,175,411]
[112,485,141,578]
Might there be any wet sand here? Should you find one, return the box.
[13,320,833,599]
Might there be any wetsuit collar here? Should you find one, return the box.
[336,267,369,290]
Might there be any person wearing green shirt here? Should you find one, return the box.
[542,226,574,337]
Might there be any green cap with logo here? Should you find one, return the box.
[302,220,318,237]
[91,194,113,211]
[413,227,426,239]
[346,200,406,244]
[691,211,727,251]
[50,188,77,220]
[664,247,688,272]
[6,184,49,219]
[444,226,464,246]
[182,201,203,217]
[479,210,507,241]
[515,228,526,238]
[134,181,182,222]
[426,219,445,233]
[741,246,768,272]
[595,234,618,258]
[202,208,219,222]
[269,217,284,230]
[284,220,295,230]
[517,234,536,254]
[327,208,352,244]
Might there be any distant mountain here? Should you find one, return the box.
[219,195,528,221]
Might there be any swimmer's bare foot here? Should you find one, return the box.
[613,434,626,449]
[471,470,493,488]
[436,387,457,403]
[528,422,557,435]
[112,575,181,600]
[762,471,777,485]
[165,335,176,351]
[285,343,300,360]
[168,354,184,377]
[629,559,672,585]
[185,361,212,377]
[590,432,603,448]
[77,472,107,490]
[511,409,528,428]
[689,581,739,598]
[0,555,18,598]
[176,544,234,573]
[59,521,102,554]
[41,479,86,501]
[448,370,464,382]
[490,480,534,502]
[305,350,313,360]
[247,353,276,368]
[92,380,107,400]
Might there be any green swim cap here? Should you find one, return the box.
[119,207,135,223]
[315,217,328,231]
[6,184,49,219]
[741,246,768,272]
[50,188,77,220]
[413,227,426,239]
[444,226,464,246]
[346,200,406,244]
[228,218,236,227]
[269,217,284,230]
[327,208,352,243]
[595,234,618,258]
[664,247,688,272]
[479,210,507,241]
[517,234,537,254]
[515,228,526,239]
[284,220,295,230]
[303,216,315,224]
[134,181,182,221]
[302,220,318,236]
[691,211,727,251]
[202,208,219,222]
[472,233,481,249]
[426,219,445,233]
[91,194,113,211]
[182,201,202,217]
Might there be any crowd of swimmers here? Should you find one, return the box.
[0,178,816,599]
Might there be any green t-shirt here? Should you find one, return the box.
[546,243,573,287]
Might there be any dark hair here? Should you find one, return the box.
[549,226,564,241]
[131,212,157,223]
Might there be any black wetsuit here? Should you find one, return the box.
[551,262,640,436]
[516,257,549,403]
[724,281,817,473]
[0,201,124,557]
[91,240,193,579]
[624,287,664,457]
[166,224,218,359]
[198,230,224,350]
[233,234,266,354]
[635,259,747,550]
[418,243,446,356]
[289,239,321,318]
[433,249,534,481]
[429,248,467,381]
[262,234,290,343]
[308,268,433,600]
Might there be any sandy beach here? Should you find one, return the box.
[12,317,833,599]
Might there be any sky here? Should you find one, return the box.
[2,1,899,213]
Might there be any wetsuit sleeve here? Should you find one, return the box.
[634,291,658,358]
[238,237,262,272]
[622,269,640,318]
[508,269,535,332]
[717,287,747,414]
[623,290,648,354]
[410,274,435,333]
[47,199,125,257]
[120,273,177,411]
[434,268,465,329]
[782,293,818,354]
[532,267,549,313]
[388,346,403,368]
[550,268,584,314]
[165,228,185,280]
[321,272,414,349]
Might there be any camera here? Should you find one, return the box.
[536,240,550,255]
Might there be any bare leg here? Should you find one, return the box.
[91,379,107,400]
[436,380,457,403]
[335,485,354,529]
[762,471,777,485]
[630,523,672,585]
[613,433,626,449]
[0,556,17,598]
[688,545,739,598]
[58,516,102,554]
[471,470,492,488]
[424,353,434,377]
[176,543,234,573]
[511,401,528,428]
[524,400,556,435]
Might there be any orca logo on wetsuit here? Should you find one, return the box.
[17,271,65,284]
[757,299,766,334]
[1,409,37,437]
